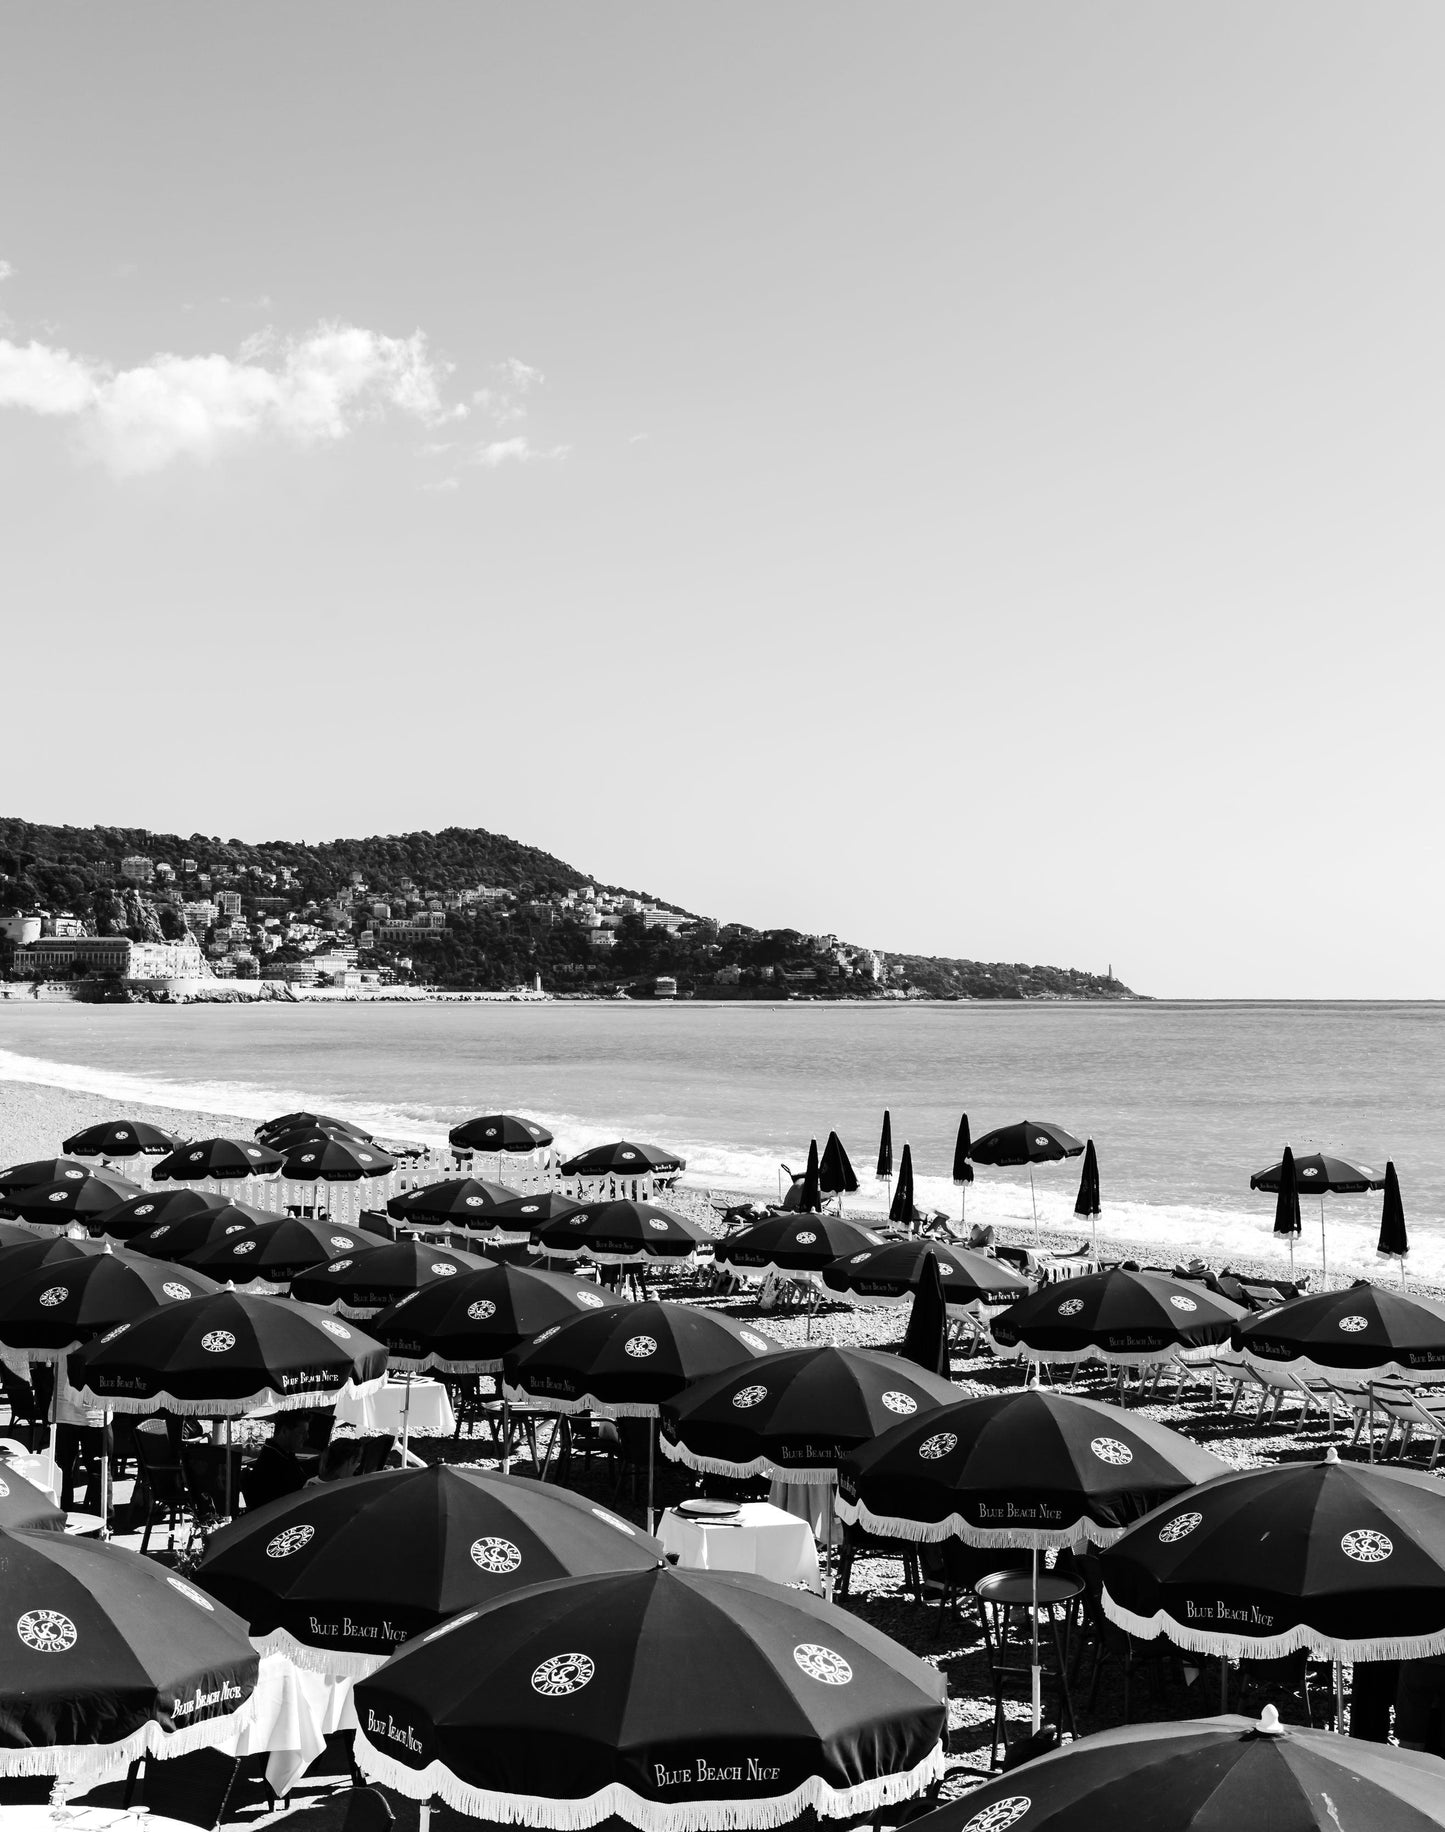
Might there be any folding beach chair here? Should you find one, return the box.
[1317,1377,1376,1451]
[1377,1386,1445,1468]
[1368,1380,1420,1460]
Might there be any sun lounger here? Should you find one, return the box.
[1372,1381,1445,1467]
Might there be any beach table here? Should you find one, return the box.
[657,1501,822,1591]
[332,1376,455,1440]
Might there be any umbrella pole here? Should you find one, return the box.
[1320,1198,1328,1284]
[1220,1656,1227,1712]
[647,1417,655,1532]
[1030,1544,1041,1733]
[1030,1171,1039,1242]
[825,1481,835,1603]
[1334,1657,1344,1733]
[502,1395,511,1476]
[401,1373,413,1461]
[224,1417,232,1520]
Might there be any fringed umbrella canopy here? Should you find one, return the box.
[60,1119,181,1159]
[991,1268,1245,1367]
[373,1261,625,1375]
[449,1114,555,1153]
[1234,1280,1445,1384]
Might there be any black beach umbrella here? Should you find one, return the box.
[0,1464,65,1532]
[950,1115,972,1227]
[991,1267,1246,1367]
[714,1213,885,1281]
[823,1238,1030,1315]
[280,1137,397,1182]
[875,1110,893,1183]
[901,1709,1445,1832]
[387,1177,519,1226]
[353,1564,947,1829]
[1379,1159,1409,1268]
[0,1219,59,1257]
[1074,1137,1101,1246]
[487,1189,588,1231]
[798,1138,823,1213]
[529,1199,705,1266]
[838,1386,1227,1551]
[125,1199,275,1262]
[504,1301,778,1418]
[0,1527,258,1780]
[182,1215,374,1290]
[290,1238,492,1318]
[661,1345,959,1482]
[1101,1449,1445,1661]
[196,1464,661,1678]
[70,1288,388,1418]
[559,1140,687,1178]
[261,1122,371,1157]
[1234,1279,1445,1384]
[258,1111,371,1143]
[60,1119,181,1159]
[374,1261,626,1375]
[8,1177,141,1231]
[0,1235,103,1285]
[818,1131,859,1200]
[0,1158,97,1201]
[888,1142,915,1226]
[970,1118,1084,1238]
[100,1187,220,1240]
[899,1256,948,1378]
[1251,1150,1386,1195]
[449,1114,555,1153]
[0,1247,219,1362]
[1271,1141,1302,1254]
[153,1136,284,1182]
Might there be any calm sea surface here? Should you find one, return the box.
[1,1000,1441,1280]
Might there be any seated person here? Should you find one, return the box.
[305,1436,363,1487]
[241,1414,311,1511]
[967,1223,997,1252]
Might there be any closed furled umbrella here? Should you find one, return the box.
[875,1110,893,1184]
[901,1710,1445,1832]
[373,1261,625,1376]
[153,1137,284,1183]
[290,1238,492,1319]
[1271,1142,1303,1277]
[1379,1160,1409,1280]
[125,1199,274,1262]
[1254,1147,1382,1281]
[991,1268,1245,1368]
[950,1115,972,1227]
[818,1132,858,1210]
[529,1200,705,1267]
[182,1215,374,1292]
[888,1143,915,1227]
[353,1565,948,1829]
[822,1238,1029,1317]
[60,1119,181,1159]
[1234,1280,1445,1385]
[195,1465,661,1679]
[899,1255,948,1378]
[449,1114,555,1153]
[101,1187,218,1240]
[797,1138,823,1214]
[970,1119,1084,1239]
[1074,1137,1101,1252]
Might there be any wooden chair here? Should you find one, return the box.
[0,1367,44,1449]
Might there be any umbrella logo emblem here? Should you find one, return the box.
[101,1324,128,1343]
[1034,1136,1049,1146]
[190,1152,204,1161]
[739,1330,769,1353]
[202,1331,236,1353]
[469,1536,522,1574]
[733,1385,767,1409]
[329,1260,353,1273]
[625,1335,657,1358]
[64,1170,83,1179]
[466,1198,484,1207]
[0,1480,7,1497]
[431,1263,458,1276]
[1090,1437,1134,1466]
[576,1291,605,1308]
[17,1609,76,1653]
[266,1524,316,1558]
[1159,1512,1202,1543]
[38,1287,68,1307]
[48,1192,67,1203]
[521,1205,539,1214]
[321,1321,351,1340]
[531,1652,595,1697]
[167,1577,214,1610]
[358,1155,374,1165]
[850,1253,871,1264]
[621,1152,637,1161]
[1168,1296,1198,1313]
[467,1301,497,1320]
[960,1798,1032,1832]
[919,1432,958,1460]
[1338,1315,1368,1333]
[1342,1529,1393,1564]
[1301,1167,1320,1178]
[534,1326,562,1343]
[795,1231,818,1245]
[246,1149,263,1159]
[330,1237,355,1249]
[136,1204,154,1216]
[233,1242,256,1254]
[1057,1299,1083,1316]
[115,1131,130,1140]
[591,1507,636,1535]
[882,1391,918,1415]
[647,1219,669,1233]
[226,1225,246,1234]
[162,1283,191,1300]
[153,1225,170,1236]
[301,1155,317,1164]
[793,1644,852,1686]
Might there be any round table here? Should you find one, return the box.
[64,1511,105,1537]
[975,1570,1084,1609]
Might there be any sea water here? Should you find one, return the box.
[0,1000,1441,1283]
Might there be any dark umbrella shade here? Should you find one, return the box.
[798,1139,822,1213]
[1235,1280,1445,1383]
[181,1215,374,1289]
[822,1239,1029,1315]
[969,1120,1085,1166]
[559,1140,687,1177]
[838,1387,1227,1550]
[60,1119,181,1158]
[1100,1451,1445,1660]
[899,1258,948,1378]
[100,1187,223,1240]
[818,1132,858,1198]
[0,1159,98,1201]
[661,1346,960,1481]
[353,1565,947,1828]
[0,1527,258,1777]
[990,1268,1246,1367]
[901,1711,1445,1832]
[290,1239,493,1318]
[888,1144,915,1225]
[875,1111,893,1183]
[504,1302,778,1417]
[9,1177,143,1229]
[1074,1138,1101,1218]
[714,1213,884,1279]
[449,1114,556,1153]
[950,1116,973,1186]
[69,1288,387,1417]
[258,1112,371,1143]
[1272,1144,1302,1238]
[280,1138,398,1182]
[0,1249,220,1361]
[153,1137,284,1181]
[195,1464,662,1677]
[1379,1160,1409,1261]
[0,1236,103,1288]
[125,1200,275,1262]
[373,1262,627,1374]
[0,1464,65,1532]
[1251,1151,1386,1194]
[530,1200,705,1266]
[386,1177,519,1224]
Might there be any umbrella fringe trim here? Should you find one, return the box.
[251,1627,389,1680]
[388,1353,505,1375]
[660,1438,836,1483]
[353,1732,945,1828]
[501,1384,659,1418]
[0,1689,260,1780]
[1100,1592,1445,1661]
[834,1496,1125,1550]
[1239,1349,1445,1386]
[990,1341,1215,1369]
[74,1373,388,1417]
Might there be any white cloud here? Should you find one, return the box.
[0,261,14,283]
[472,357,544,428]
[0,321,457,475]
[468,436,569,468]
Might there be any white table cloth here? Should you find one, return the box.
[332,1377,455,1438]
[657,1501,822,1591]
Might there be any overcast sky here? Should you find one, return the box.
[2,5,1441,998]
